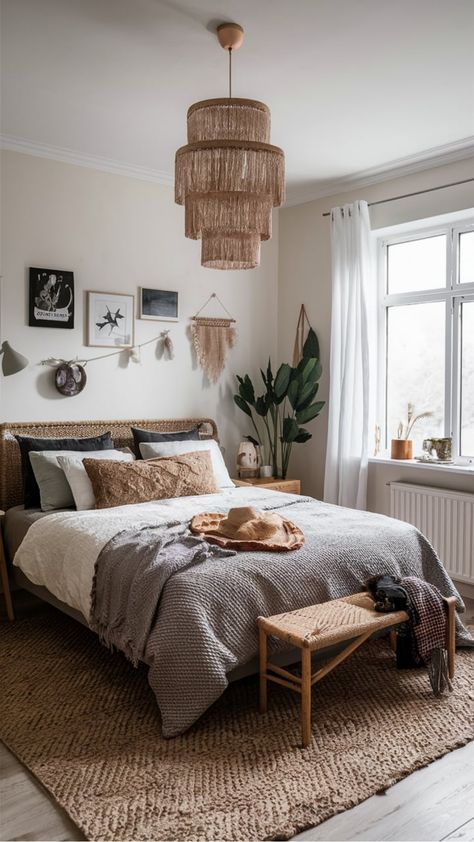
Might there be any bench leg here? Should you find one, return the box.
[301,647,312,748]
[445,597,456,680]
[259,626,268,713]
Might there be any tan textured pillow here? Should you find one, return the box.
[82,450,218,509]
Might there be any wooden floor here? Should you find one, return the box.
[1,594,473,842]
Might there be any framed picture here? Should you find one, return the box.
[139,287,179,322]
[87,291,134,348]
[29,267,74,329]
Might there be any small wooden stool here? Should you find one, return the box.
[258,592,456,747]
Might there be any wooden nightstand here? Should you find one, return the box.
[233,477,301,495]
[0,510,14,621]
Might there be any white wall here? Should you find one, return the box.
[0,150,279,466]
[278,157,474,503]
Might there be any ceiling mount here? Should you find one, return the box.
[216,23,244,52]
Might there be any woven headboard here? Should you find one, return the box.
[0,418,218,511]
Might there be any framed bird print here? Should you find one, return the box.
[86,291,134,348]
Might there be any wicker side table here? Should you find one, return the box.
[0,511,14,621]
[233,477,301,495]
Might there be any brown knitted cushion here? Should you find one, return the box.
[82,450,217,509]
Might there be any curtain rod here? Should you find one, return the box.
[321,176,474,217]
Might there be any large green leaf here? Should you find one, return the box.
[295,381,319,412]
[287,377,300,409]
[281,417,299,443]
[303,327,320,361]
[234,395,252,417]
[309,360,322,382]
[255,395,269,417]
[299,357,318,383]
[274,363,292,402]
[238,374,255,405]
[296,400,325,424]
[294,427,312,443]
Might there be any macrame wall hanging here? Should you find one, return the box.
[190,293,236,384]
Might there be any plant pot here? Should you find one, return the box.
[260,465,273,478]
[391,439,413,460]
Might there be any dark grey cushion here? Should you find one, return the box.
[131,426,200,458]
[15,432,114,508]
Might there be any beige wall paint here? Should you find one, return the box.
[278,157,474,503]
[0,150,279,467]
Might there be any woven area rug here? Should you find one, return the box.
[1,608,473,842]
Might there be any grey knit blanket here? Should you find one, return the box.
[90,494,473,737]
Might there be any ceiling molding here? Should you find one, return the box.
[284,136,474,208]
[0,134,174,187]
[2,132,473,207]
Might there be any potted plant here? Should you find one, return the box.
[391,403,433,459]
[234,329,325,478]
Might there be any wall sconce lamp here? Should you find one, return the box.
[1,341,29,376]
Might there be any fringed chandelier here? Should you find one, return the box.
[175,23,285,270]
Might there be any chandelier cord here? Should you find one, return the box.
[228,47,232,99]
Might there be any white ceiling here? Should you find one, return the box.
[1,0,474,204]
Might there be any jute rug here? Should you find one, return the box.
[1,608,473,842]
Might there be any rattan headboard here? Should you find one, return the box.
[0,418,218,511]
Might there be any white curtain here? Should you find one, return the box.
[324,200,375,510]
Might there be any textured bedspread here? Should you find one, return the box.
[89,494,472,737]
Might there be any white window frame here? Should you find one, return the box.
[377,217,474,458]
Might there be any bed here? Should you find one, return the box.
[2,418,472,737]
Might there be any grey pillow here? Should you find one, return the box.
[28,451,76,511]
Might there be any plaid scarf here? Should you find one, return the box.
[401,576,447,662]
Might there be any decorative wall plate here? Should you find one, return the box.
[54,362,87,397]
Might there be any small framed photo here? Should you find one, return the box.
[139,287,179,322]
[29,267,74,329]
[87,291,134,348]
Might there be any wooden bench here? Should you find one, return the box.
[257,592,456,747]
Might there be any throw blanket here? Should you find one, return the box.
[89,495,473,737]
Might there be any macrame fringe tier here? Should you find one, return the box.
[175,143,285,207]
[185,192,272,240]
[187,99,270,143]
[201,232,261,270]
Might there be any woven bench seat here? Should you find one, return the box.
[257,591,456,747]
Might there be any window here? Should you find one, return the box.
[379,218,474,459]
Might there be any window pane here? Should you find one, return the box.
[459,231,474,285]
[460,300,474,456]
[386,302,445,454]
[387,235,446,294]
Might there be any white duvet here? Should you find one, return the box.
[13,486,286,620]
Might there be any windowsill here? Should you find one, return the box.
[368,456,474,476]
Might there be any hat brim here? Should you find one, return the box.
[190,512,304,552]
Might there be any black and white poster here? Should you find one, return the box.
[29,268,74,329]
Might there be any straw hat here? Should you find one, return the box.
[190,506,304,552]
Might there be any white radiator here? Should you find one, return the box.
[390,482,474,584]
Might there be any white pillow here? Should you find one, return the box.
[139,439,234,489]
[57,450,135,510]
